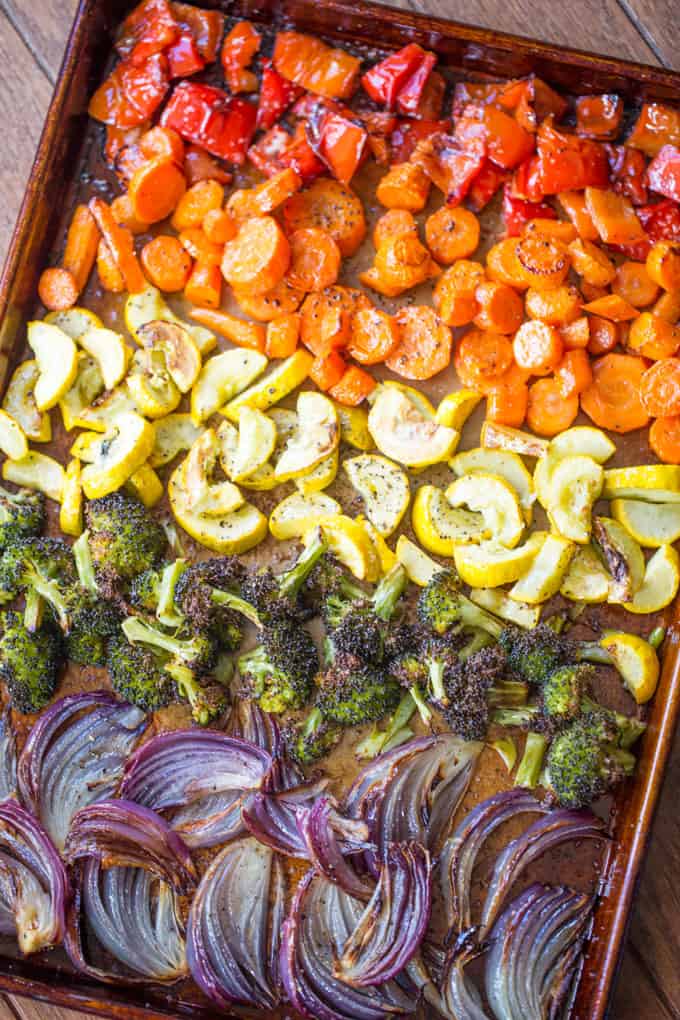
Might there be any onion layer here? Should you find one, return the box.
[0,710,16,802]
[187,836,285,1009]
[17,691,146,850]
[242,777,329,857]
[0,799,69,954]
[298,795,373,900]
[228,698,301,790]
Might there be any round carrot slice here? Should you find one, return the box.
[386,306,452,380]
[373,209,417,250]
[580,353,650,433]
[526,377,578,436]
[515,234,570,290]
[172,178,225,231]
[128,157,187,224]
[486,366,529,427]
[233,278,304,321]
[628,312,680,360]
[140,126,184,165]
[453,329,514,393]
[473,281,523,334]
[513,321,564,375]
[348,307,399,365]
[649,416,680,464]
[141,235,192,292]
[425,206,480,264]
[283,178,366,257]
[300,286,370,355]
[525,285,582,326]
[640,358,680,417]
[587,315,619,355]
[646,242,680,292]
[486,238,530,290]
[612,260,659,308]
[433,260,485,327]
[38,267,78,311]
[221,215,290,295]
[286,228,341,293]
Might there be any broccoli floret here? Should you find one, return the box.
[164,661,228,726]
[238,621,319,714]
[285,707,341,765]
[240,530,329,625]
[130,567,163,613]
[0,610,62,712]
[174,556,245,627]
[499,624,574,685]
[326,565,408,667]
[86,492,166,580]
[0,486,45,551]
[316,653,400,727]
[0,537,76,633]
[492,663,594,733]
[546,709,636,808]
[66,599,122,667]
[417,570,503,639]
[439,645,510,742]
[106,633,175,712]
[121,616,217,674]
[305,553,367,603]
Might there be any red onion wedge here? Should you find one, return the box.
[479,810,606,937]
[485,883,593,1020]
[441,931,493,1020]
[280,869,416,1020]
[345,736,482,868]
[0,709,16,801]
[17,692,146,851]
[298,795,374,900]
[440,789,550,933]
[228,698,301,790]
[241,777,328,857]
[119,730,271,848]
[187,836,285,1009]
[336,842,432,987]
[0,799,69,955]
[64,800,195,984]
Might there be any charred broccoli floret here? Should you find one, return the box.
[546,708,637,808]
[0,486,45,551]
[285,707,341,766]
[499,624,573,685]
[0,537,76,632]
[130,567,163,613]
[356,692,417,759]
[440,645,514,742]
[492,663,595,733]
[238,621,319,714]
[417,570,503,639]
[316,653,400,727]
[164,661,228,726]
[106,633,174,712]
[325,565,408,666]
[0,610,62,712]
[174,556,246,631]
[239,530,329,625]
[86,492,166,581]
[66,600,122,667]
[121,616,217,674]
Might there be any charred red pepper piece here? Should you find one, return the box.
[640,198,680,241]
[221,21,260,93]
[314,111,368,184]
[277,123,326,182]
[502,183,556,235]
[647,145,680,203]
[89,53,169,129]
[161,81,256,164]
[513,76,568,133]
[412,132,486,206]
[166,32,204,77]
[248,125,292,175]
[362,43,427,108]
[467,159,508,211]
[390,118,449,163]
[256,61,303,131]
[606,144,648,205]
[273,31,360,100]
[455,103,535,170]
[393,53,436,115]
[575,94,623,140]
[522,118,610,197]
[171,2,224,62]
[627,102,680,157]
[403,70,445,120]
[116,0,179,65]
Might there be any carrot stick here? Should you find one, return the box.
[266,314,300,359]
[96,239,125,293]
[89,197,146,293]
[189,307,265,351]
[184,261,222,309]
[62,204,100,293]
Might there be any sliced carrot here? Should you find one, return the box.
[433,260,485,327]
[525,285,582,326]
[556,349,593,398]
[580,353,649,432]
[203,208,237,245]
[221,215,290,295]
[453,329,514,393]
[128,158,187,224]
[62,204,100,294]
[37,267,79,311]
[89,197,146,293]
[141,235,192,292]
[373,209,417,250]
[646,242,680,292]
[515,234,570,290]
[640,358,680,417]
[287,228,341,293]
[580,281,609,303]
[266,314,300,359]
[485,238,530,289]
[582,293,638,321]
[110,193,151,235]
[556,191,599,241]
[375,162,431,212]
[386,306,452,380]
[486,365,530,427]
[513,320,564,375]
[612,261,659,308]
[425,205,480,264]
[584,187,645,245]
[526,377,578,436]
[523,218,577,244]
[189,307,265,351]
[233,278,304,321]
[309,348,347,391]
[473,281,523,334]
[347,307,399,365]
[171,179,225,231]
[229,169,302,222]
[567,238,616,287]
[587,315,619,356]
[649,416,680,464]
[300,286,369,354]
[328,365,376,406]
[360,234,439,298]
[184,261,222,309]
[96,239,125,293]
[654,289,680,323]
[283,177,366,256]
[140,126,184,165]
[560,316,590,350]
[178,227,224,265]
[627,312,680,360]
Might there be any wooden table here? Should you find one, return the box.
[0,1,678,1018]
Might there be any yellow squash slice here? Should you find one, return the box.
[274,392,339,482]
[222,350,313,422]
[559,545,611,603]
[451,448,535,519]
[191,349,268,425]
[344,454,410,537]
[603,465,680,503]
[59,459,83,536]
[454,531,547,589]
[77,326,129,390]
[125,285,216,356]
[412,484,488,557]
[3,361,51,442]
[149,414,203,468]
[611,498,680,548]
[3,451,65,502]
[368,386,458,469]
[269,491,341,541]
[624,545,680,614]
[469,587,541,629]
[80,412,155,500]
[396,535,442,587]
[169,464,267,553]
[0,410,28,461]
[445,472,524,548]
[592,516,645,604]
[599,631,660,704]
[508,534,575,604]
[27,321,78,411]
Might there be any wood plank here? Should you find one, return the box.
[616,0,680,69]
[2,995,86,1020]
[611,945,677,1020]
[0,0,78,83]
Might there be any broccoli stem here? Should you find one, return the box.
[212,589,261,626]
[428,659,448,706]
[164,661,212,726]
[492,705,538,727]
[487,680,530,707]
[577,642,613,666]
[356,692,415,759]
[73,532,97,594]
[278,530,328,599]
[581,695,647,750]
[156,559,187,627]
[458,596,503,639]
[122,616,200,665]
[409,683,433,726]
[458,629,494,661]
[371,565,408,622]
[161,518,186,558]
[648,626,666,650]
[514,731,548,789]
[32,577,71,633]
[23,588,43,632]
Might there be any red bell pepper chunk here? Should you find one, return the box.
[502,183,557,236]
[166,32,205,77]
[467,159,508,211]
[529,118,610,196]
[627,103,680,157]
[273,32,360,100]
[221,21,260,93]
[412,132,486,206]
[278,124,326,183]
[116,0,179,65]
[640,198,680,241]
[248,126,292,176]
[315,111,368,185]
[606,144,648,205]
[451,81,505,118]
[171,3,224,62]
[161,82,256,165]
[361,44,427,108]
[575,94,623,140]
[455,103,535,170]
[647,145,680,204]
[390,118,449,163]
[394,52,437,116]
[256,62,303,131]
[510,155,544,202]
[513,76,568,133]
[89,53,169,129]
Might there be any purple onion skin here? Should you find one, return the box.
[241,777,329,857]
[228,699,301,790]
[0,710,17,802]
[297,796,373,900]
[0,799,70,955]
[441,933,493,1020]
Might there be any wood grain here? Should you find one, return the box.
[0,3,679,1020]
